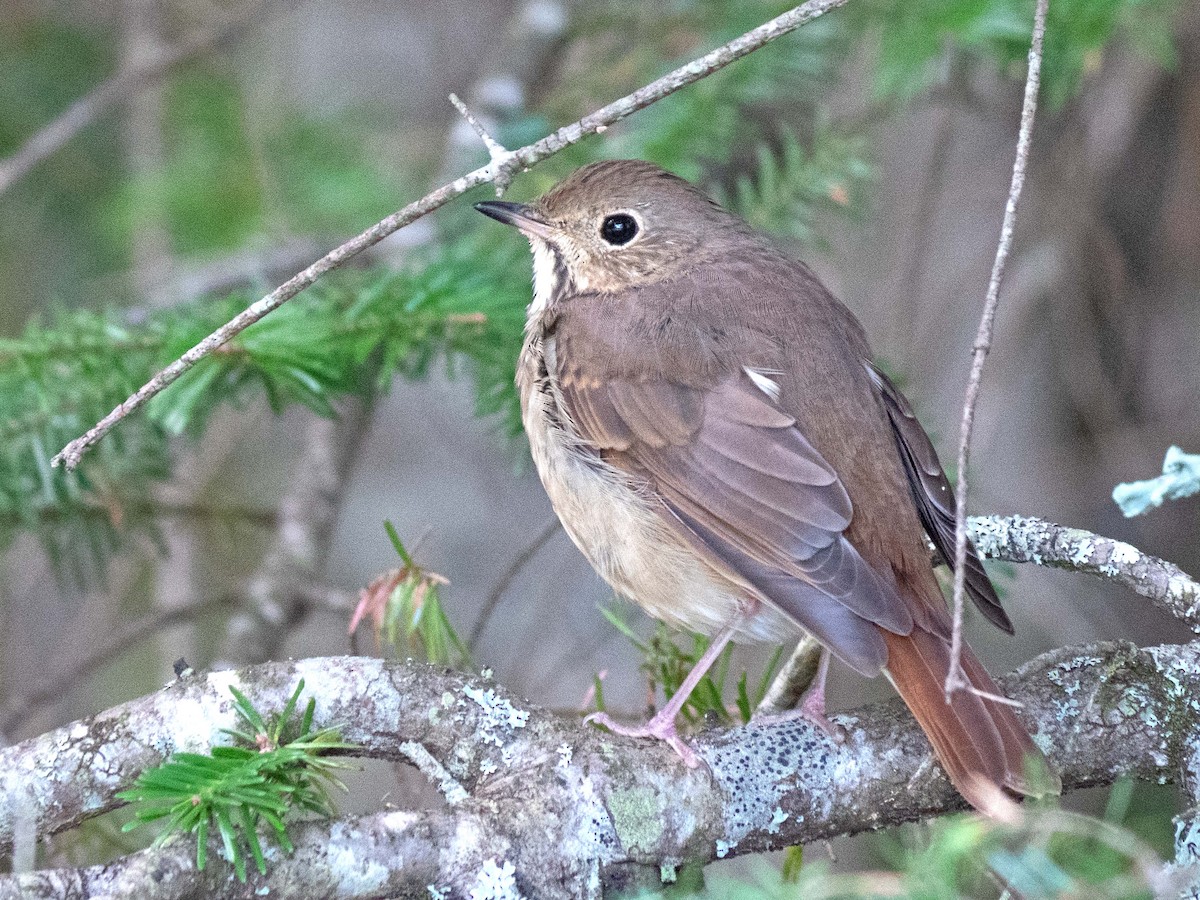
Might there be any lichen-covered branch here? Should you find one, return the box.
[1169,737,1200,898]
[2,640,1198,897]
[1113,446,1200,518]
[968,515,1200,632]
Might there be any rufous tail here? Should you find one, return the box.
[882,626,1060,812]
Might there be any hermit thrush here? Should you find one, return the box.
[475,160,1057,811]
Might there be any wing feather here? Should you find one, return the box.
[556,359,916,670]
[864,362,1013,634]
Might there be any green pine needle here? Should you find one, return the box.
[116,679,357,882]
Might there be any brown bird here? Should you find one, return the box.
[475,160,1058,811]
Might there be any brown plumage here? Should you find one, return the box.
[475,160,1058,811]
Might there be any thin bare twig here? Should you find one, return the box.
[51,0,849,471]
[0,593,235,739]
[0,0,279,197]
[946,0,1049,698]
[756,633,822,716]
[448,92,517,194]
[468,516,561,652]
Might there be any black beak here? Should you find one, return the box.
[473,201,555,240]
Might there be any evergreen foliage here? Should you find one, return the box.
[116,680,356,882]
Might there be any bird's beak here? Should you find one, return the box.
[473,201,556,241]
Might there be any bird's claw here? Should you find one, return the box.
[584,710,701,768]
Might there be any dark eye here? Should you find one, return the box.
[600,213,638,246]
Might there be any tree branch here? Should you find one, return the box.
[0,0,281,197]
[468,515,561,652]
[1,639,1198,897]
[50,0,850,471]
[948,0,1049,696]
[221,397,372,664]
[967,515,1200,632]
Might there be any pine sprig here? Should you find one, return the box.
[727,126,872,246]
[116,679,356,882]
[0,230,530,577]
[348,522,470,667]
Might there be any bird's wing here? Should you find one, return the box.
[554,333,909,675]
[863,361,1012,634]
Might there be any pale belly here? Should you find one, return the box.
[518,341,796,644]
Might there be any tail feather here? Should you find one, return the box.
[882,627,1060,810]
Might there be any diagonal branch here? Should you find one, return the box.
[468,515,561,652]
[947,0,1049,697]
[0,0,280,197]
[50,0,850,471]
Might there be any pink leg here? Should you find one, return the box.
[757,647,845,742]
[585,616,743,767]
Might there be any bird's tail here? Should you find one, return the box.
[882,625,1060,811]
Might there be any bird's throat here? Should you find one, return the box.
[527,238,577,319]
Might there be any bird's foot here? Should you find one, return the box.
[584,710,701,768]
[755,684,847,744]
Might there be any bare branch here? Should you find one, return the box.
[756,633,822,716]
[50,0,849,470]
[398,740,469,806]
[448,92,517,194]
[0,0,280,197]
[222,398,372,664]
[947,0,1049,697]
[468,516,561,652]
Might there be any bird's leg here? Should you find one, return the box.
[585,615,743,768]
[755,647,846,742]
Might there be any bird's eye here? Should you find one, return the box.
[600,213,639,246]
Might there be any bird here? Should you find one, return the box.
[474,159,1058,812]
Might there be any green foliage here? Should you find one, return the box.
[596,605,784,727]
[263,114,409,236]
[116,679,356,882]
[348,522,470,667]
[0,230,529,578]
[861,0,1181,108]
[724,127,872,247]
[110,74,409,255]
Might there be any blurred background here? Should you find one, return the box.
[1,0,1198,889]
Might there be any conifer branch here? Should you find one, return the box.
[51,0,849,471]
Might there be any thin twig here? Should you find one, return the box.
[468,517,561,652]
[398,741,469,806]
[946,0,1049,699]
[756,634,822,716]
[51,0,849,471]
[0,593,235,739]
[448,92,517,194]
[0,0,280,197]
